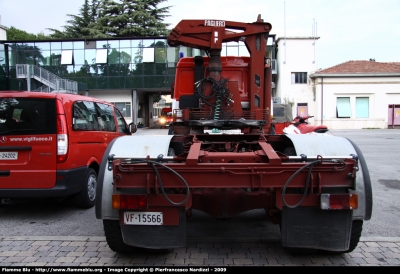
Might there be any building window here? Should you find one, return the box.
[113,102,131,118]
[356,97,369,118]
[167,47,177,64]
[85,49,96,65]
[155,48,167,63]
[73,49,84,65]
[297,103,308,117]
[0,49,5,66]
[337,97,351,118]
[51,51,61,66]
[291,72,307,84]
[61,50,73,65]
[142,48,155,63]
[96,49,108,64]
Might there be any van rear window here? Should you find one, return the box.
[0,98,57,135]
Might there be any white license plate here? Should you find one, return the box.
[123,212,163,225]
[0,152,18,160]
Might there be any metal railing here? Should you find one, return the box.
[16,64,86,94]
[34,85,53,93]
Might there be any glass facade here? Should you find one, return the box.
[0,37,257,92]
[1,38,212,91]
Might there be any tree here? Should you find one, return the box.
[6,27,50,40]
[152,93,162,104]
[86,0,171,38]
[48,0,101,39]
[8,0,172,40]
[47,0,171,39]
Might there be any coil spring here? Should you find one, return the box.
[196,77,231,121]
[214,93,221,120]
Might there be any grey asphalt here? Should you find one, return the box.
[0,237,399,267]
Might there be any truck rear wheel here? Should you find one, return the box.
[318,220,363,255]
[170,142,184,156]
[283,147,296,156]
[103,220,137,253]
[285,220,363,255]
[343,220,363,253]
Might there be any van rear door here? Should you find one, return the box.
[0,96,57,189]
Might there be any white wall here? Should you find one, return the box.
[0,15,7,40]
[313,77,400,129]
[0,25,7,40]
[275,37,400,129]
[89,90,131,103]
[276,37,319,117]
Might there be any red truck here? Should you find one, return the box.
[96,15,372,254]
[157,107,173,129]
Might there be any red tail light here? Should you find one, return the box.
[321,194,358,210]
[112,194,148,210]
[56,99,68,163]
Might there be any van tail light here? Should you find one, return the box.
[320,194,358,210]
[112,194,148,210]
[56,100,68,163]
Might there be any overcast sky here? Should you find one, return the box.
[1,0,399,69]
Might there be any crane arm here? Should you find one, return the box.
[167,15,272,51]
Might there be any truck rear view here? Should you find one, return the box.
[96,15,372,254]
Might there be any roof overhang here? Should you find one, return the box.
[276,36,320,43]
[310,73,400,78]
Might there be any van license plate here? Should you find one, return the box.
[0,152,18,160]
[123,212,163,225]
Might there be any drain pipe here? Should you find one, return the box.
[392,104,395,129]
[321,77,323,125]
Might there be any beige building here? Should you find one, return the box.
[310,61,400,129]
[274,37,400,129]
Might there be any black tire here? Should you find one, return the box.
[103,220,138,253]
[168,148,175,156]
[170,142,184,155]
[346,220,363,253]
[168,126,174,135]
[281,217,363,255]
[74,168,97,209]
[270,124,276,135]
[320,220,363,254]
[283,147,296,156]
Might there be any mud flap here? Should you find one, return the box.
[281,207,353,251]
[120,207,186,249]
